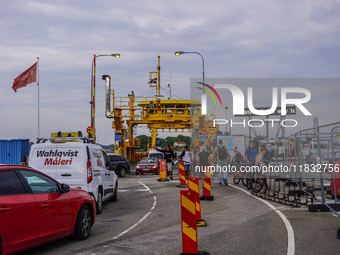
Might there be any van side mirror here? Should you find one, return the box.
[61,183,70,193]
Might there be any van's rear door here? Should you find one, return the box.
[54,144,85,188]
[29,144,58,179]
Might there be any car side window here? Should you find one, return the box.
[110,156,118,162]
[19,170,60,194]
[0,171,26,196]
[102,151,111,169]
[93,150,105,167]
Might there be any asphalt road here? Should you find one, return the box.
[21,172,340,255]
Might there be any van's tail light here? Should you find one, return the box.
[87,160,93,184]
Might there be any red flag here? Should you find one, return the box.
[12,62,37,92]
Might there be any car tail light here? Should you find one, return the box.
[87,159,93,184]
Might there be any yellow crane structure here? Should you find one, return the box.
[100,56,201,162]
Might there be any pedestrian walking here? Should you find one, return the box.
[156,145,175,180]
[197,145,211,178]
[192,146,199,176]
[244,140,259,166]
[213,139,231,186]
[232,147,243,167]
[178,145,191,178]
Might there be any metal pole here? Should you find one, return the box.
[225,107,228,135]
[331,126,340,203]
[316,126,326,204]
[37,57,40,138]
[266,115,269,141]
[91,54,96,133]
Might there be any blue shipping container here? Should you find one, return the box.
[0,139,30,165]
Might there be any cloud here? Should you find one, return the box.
[1,0,339,144]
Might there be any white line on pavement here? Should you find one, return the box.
[118,189,150,192]
[230,184,295,255]
[111,181,157,240]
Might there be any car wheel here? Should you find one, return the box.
[96,190,103,214]
[119,167,126,177]
[110,181,118,202]
[74,205,92,240]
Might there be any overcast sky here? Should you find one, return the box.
[1,0,340,145]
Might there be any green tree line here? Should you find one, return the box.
[136,134,190,152]
[98,135,190,152]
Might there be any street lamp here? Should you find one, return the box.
[225,107,231,135]
[90,53,120,141]
[174,51,206,114]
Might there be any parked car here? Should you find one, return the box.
[107,153,130,177]
[135,157,160,175]
[28,139,118,214]
[0,165,96,255]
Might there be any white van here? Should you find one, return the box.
[28,139,118,214]
[148,149,165,160]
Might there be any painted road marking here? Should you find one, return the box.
[112,181,157,240]
[230,184,295,255]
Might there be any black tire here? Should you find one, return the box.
[246,178,252,190]
[119,167,126,177]
[73,205,92,240]
[251,178,264,193]
[233,171,241,184]
[96,190,103,214]
[242,177,248,187]
[110,181,118,202]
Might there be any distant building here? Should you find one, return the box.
[174,141,186,148]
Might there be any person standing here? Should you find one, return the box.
[178,145,191,178]
[192,146,199,176]
[197,145,211,178]
[259,144,271,189]
[260,144,272,167]
[232,147,243,167]
[244,140,259,166]
[213,139,231,186]
[156,145,175,180]
[255,147,266,167]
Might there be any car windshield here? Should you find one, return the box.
[140,158,157,163]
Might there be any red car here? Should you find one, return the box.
[135,157,160,175]
[0,165,96,255]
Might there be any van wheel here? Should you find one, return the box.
[119,167,126,177]
[96,190,103,214]
[110,181,118,202]
[74,205,92,240]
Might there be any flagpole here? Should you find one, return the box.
[37,57,40,138]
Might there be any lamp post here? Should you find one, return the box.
[225,107,228,135]
[174,51,206,114]
[90,53,120,142]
